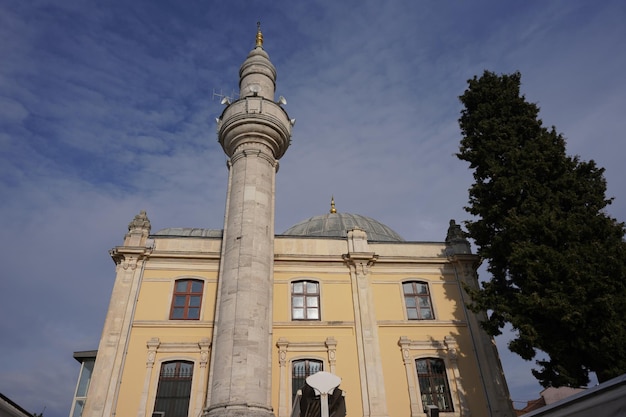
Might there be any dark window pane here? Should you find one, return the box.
[188,308,200,319]
[292,360,323,403]
[171,279,204,320]
[155,361,193,417]
[191,281,203,293]
[416,358,453,412]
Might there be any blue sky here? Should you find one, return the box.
[1,1,624,416]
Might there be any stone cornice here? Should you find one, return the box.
[109,246,152,265]
[132,320,214,328]
[377,320,467,327]
[272,321,355,328]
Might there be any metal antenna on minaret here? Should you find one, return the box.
[212,88,239,103]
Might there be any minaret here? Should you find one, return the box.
[205,25,292,417]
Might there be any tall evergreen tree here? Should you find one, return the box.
[457,70,626,387]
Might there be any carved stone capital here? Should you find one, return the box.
[146,337,160,368]
[342,253,378,277]
[199,338,211,368]
[276,337,288,367]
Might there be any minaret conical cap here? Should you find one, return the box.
[239,22,276,99]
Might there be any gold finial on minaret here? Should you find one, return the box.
[256,21,263,48]
[330,196,337,214]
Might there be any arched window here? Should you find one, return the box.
[291,280,320,320]
[170,279,204,320]
[153,361,194,417]
[403,281,434,320]
[292,359,323,402]
[416,358,453,412]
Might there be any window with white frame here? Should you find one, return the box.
[70,353,95,417]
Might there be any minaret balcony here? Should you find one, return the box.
[218,96,292,160]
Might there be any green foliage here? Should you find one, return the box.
[457,70,626,387]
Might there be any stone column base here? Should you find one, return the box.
[203,404,275,417]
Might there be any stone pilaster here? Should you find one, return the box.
[137,337,161,417]
[446,220,515,417]
[83,211,152,417]
[343,228,388,417]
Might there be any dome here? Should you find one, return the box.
[282,213,404,242]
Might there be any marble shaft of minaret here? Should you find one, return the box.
[205,28,292,417]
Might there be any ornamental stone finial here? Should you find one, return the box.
[445,219,471,255]
[256,21,263,48]
[124,210,151,247]
[128,210,151,233]
[445,219,465,243]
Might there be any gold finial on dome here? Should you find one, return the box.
[256,21,264,48]
[330,196,337,214]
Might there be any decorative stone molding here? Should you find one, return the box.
[398,336,468,417]
[138,337,212,417]
[325,337,338,373]
[124,210,151,247]
[199,338,211,368]
[445,219,471,255]
[275,337,339,417]
[146,337,160,368]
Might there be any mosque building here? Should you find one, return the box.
[70,26,516,417]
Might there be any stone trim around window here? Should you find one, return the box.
[398,336,469,417]
[136,337,211,417]
[276,337,338,417]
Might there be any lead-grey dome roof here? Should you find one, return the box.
[282,213,404,242]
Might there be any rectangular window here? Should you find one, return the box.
[170,279,204,320]
[291,280,320,320]
[154,361,193,417]
[416,358,453,412]
[70,354,95,417]
[403,281,434,320]
[292,359,323,402]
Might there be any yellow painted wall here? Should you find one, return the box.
[108,242,504,417]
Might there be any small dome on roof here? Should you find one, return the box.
[282,212,404,242]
